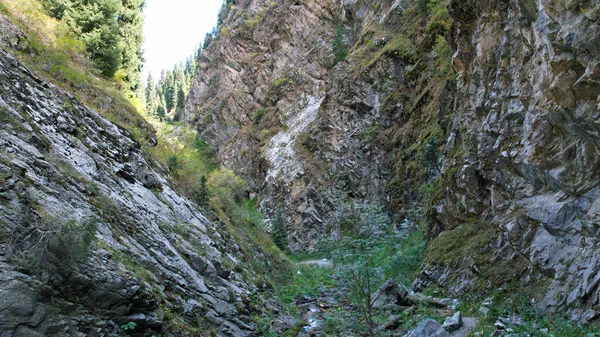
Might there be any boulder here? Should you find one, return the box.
[442,311,463,332]
[404,319,451,337]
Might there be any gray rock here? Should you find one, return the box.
[0,40,287,336]
[404,319,451,337]
[442,311,463,332]
[372,279,409,309]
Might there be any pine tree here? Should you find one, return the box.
[44,0,145,90]
[174,64,186,110]
[271,209,288,253]
[145,74,157,116]
[203,33,213,49]
[332,24,348,64]
[193,176,211,207]
[117,0,145,91]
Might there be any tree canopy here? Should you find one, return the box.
[44,0,145,91]
[145,48,200,120]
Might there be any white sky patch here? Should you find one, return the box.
[142,0,223,80]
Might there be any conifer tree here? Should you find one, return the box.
[332,24,348,64]
[145,74,157,116]
[44,0,145,91]
[271,209,288,253]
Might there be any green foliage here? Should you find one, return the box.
[44,0,145,90]
[193,175,211,207]
[145,121,217,209]
[432,35,453,76]
[146,60,196,118]
[333,239,379,335]
[274,264,337,308]
[422,134,440,173]
[2,0,155,147]
[232,199,262,227]
[252,108,266,124]
[270,208,288,253]
[207,167,248,212]
[9,212,98,273]
[117,321,137,336]
[333,200,389,238]
[366,32,414,68]
[275,227,426,335]
[203,32,213,49]
[166,155,181,173]
[418,0,431,15]
[332,24,348,64]
[459,283,600,337]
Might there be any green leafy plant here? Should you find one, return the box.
[207,167,248,212]
[117,321,137,336]
[252,108,266,124]
[332,24,348,64]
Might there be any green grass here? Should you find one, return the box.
[458,285,600,337]
[275,264,337,310]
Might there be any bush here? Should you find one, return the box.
[252,108,266,124]
[207,167,247,212]
[166,155,181,173]
[418,0,431,15]
[422,134,440,173]
[9,213,98,273]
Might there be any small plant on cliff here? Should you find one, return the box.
[332,24,348,64]
[252,108,266,124]
[9,211,98,273]
[422,134,440,174]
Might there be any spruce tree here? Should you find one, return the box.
[194,176,211,207]
[271,209,288,253]
[332,24,348,64]
[145,74,157,116]
[117,0,145,91]
[44,0,145,90]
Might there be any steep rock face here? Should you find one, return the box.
[184,0,600,321]
[0,26,284,336]
[185,0,414,250]
[424,0,600,321]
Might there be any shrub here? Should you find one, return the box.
[166,155,181,173]
[418,0,431,15]
[422,134,440,173]
[207,167,247,212]
[252,108,266,124]
[9,213,98,273]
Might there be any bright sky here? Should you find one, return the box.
[142,0,223,81]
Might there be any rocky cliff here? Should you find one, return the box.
[184,0,600,322]
[0,17,287,337]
